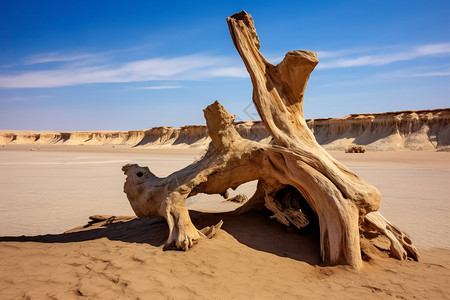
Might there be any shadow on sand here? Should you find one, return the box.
[0,210,321,266]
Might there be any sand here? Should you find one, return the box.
[0,145,449,299]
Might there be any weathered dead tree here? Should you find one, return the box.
[122,11,418,269]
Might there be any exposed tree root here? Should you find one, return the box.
[122,11,419,269]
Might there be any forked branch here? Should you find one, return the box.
[122,11,418,269]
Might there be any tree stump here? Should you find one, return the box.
[122,11,418,269]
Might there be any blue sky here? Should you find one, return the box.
[1,0,449,131]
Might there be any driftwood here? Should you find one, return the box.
[122,11,418,269]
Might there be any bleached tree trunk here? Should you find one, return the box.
[122,11,418,269]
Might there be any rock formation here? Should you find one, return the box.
[345,146,366,153]
[310,109,450,151]
[121,11,419,269]
[1,108,448,151]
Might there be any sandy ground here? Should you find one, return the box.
[0,145,449,299]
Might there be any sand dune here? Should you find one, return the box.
[1,108,448,151]
[1,212,449,299]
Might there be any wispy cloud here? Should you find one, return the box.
[3,42,448,89]
[409,71,450,77]
[264,48,377,65]
[317,43,450,69]
[134,85,182,89]
[0,53,247,88]
[24,52,97,65]
[1,64,14,69]
[0,95,51,102]
[400,65,450,77]
[415,43,450,55]
[374,64,450,79]
[203,67,247,77]
[316,47,376,59]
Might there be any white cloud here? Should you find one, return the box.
[264,47,385,65]
[24,52,97,65]
[203,67,247,77]
[0,96,23,102]
[134,85,182,89]
[415,43,450,55]
[0,95,51,102]
[0,54,247,88]
[316,48,373,59]
[317,43,450,69]
[3,42,448,88]
[374,64,450,79]
[409,71,450,77]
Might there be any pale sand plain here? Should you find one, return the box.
[0,145,449,299]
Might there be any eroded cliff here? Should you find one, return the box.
[308,108,450,151]
[1,108,449,151]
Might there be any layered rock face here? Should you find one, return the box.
[308,108,450,151]
[1,108,448,151]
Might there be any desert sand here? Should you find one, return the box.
[0,144,449,299]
